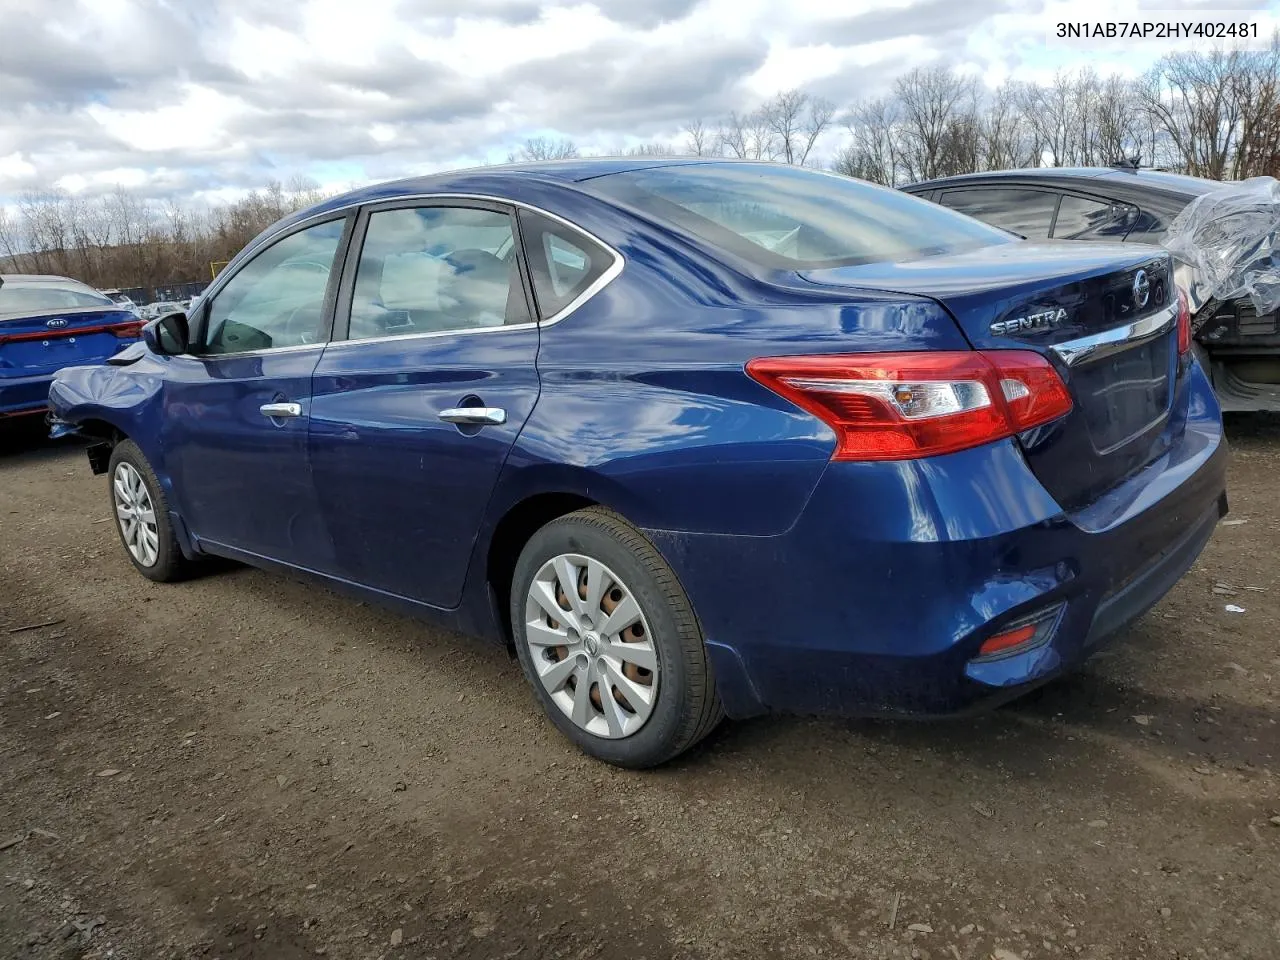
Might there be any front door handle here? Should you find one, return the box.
[438,407,506,426]
[260,402,303,419]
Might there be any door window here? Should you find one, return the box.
[940,188,1058,239]
[1052,194,1138,240]
[194,218,345,355]
[346,206,528,341]
[517,210,616,318]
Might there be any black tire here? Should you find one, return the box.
[511,507,724,768]
[106,439,192,583]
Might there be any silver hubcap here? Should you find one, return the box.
[524,554,659,739]
[113,462,159,567]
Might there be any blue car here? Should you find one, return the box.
[1,275,143,423]
[47,160,1228,767]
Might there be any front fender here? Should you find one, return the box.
[49,360,163,436]
[49,361,202,560]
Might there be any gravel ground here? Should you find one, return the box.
[1,420,1278,960]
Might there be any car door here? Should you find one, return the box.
[163,214,352,567]
[306,200,545,607]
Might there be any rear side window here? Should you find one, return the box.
[591,163,1010,270]
[940,188,1057,239]
[1052,195,1138,241]
[518,210,614,318]
[0,282,113,319]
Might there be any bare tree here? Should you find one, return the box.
[1093,72,1142,165]
[718,110,777,160]
[620,142,679,157]
[893,67,979,181]
[1140,50,1249,179]
[683,118,713,157]
[834,97,900,184]
[980,83,1039,170]
[1018,72,1076,167]
[0,178,337,293]
[759,89,836,166]
[1228,45,1280,179]
[506,137,580,162]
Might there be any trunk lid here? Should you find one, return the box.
[801,242,1180,510]
[0,307,143,380]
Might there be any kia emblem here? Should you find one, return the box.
[46,318,69,329]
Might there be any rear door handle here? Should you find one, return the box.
[260,402,303,419]
[438,407,507,426]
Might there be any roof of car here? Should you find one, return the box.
[0,274,81,285]
[905,167,1221,198]
[316,157,711,209]
[381,156,710,188]
[278,157,801,237]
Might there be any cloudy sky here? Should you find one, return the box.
[2,0,1278,207]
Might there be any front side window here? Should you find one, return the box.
[518,210,614,318]
[590,163,1011,269]
[346,206,527,341]
[194,218,345,355]
[940,188,1058,239]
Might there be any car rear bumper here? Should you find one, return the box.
[0,372,55,417]
[644,361,1228,720]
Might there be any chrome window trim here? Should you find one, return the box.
[176,342,327,361]
[186,192,625,359]
[323,320,540,350]
[294,193,623,344]
[1050,302,1179,367]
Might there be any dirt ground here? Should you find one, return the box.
[1,420,1278,960]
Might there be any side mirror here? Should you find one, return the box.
[143,312,189,356]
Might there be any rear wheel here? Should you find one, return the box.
[107,440,191,583]
[511,507,723,767]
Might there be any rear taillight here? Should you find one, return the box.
[110,320,144,339]
[0,318,143,346]
[746,350,1073,461]
[1175,288,1191,356]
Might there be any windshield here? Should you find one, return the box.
[591,163,1013,269]
[0,281,114,319]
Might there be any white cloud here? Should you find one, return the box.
[0,0,1276,203]
[0,153,37,181]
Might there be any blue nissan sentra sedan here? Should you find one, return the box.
[47,160,1228,767]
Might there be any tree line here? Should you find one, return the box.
[0,178,329,295]
[4,46,1279,295]
[511,46,1280,186]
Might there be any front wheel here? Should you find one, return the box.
[107,439,192,583]
[511,507,723,768]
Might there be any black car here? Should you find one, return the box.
[903,167,1277,412]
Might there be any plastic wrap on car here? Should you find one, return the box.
[1163,176,1280,316]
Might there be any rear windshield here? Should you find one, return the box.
[591,163,1013,269]
[0,281,114,319]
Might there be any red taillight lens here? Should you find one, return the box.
[746,350,1073,461]
[1175,288,1191,356]
[110,320,144,339]
[0,319,144,346]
